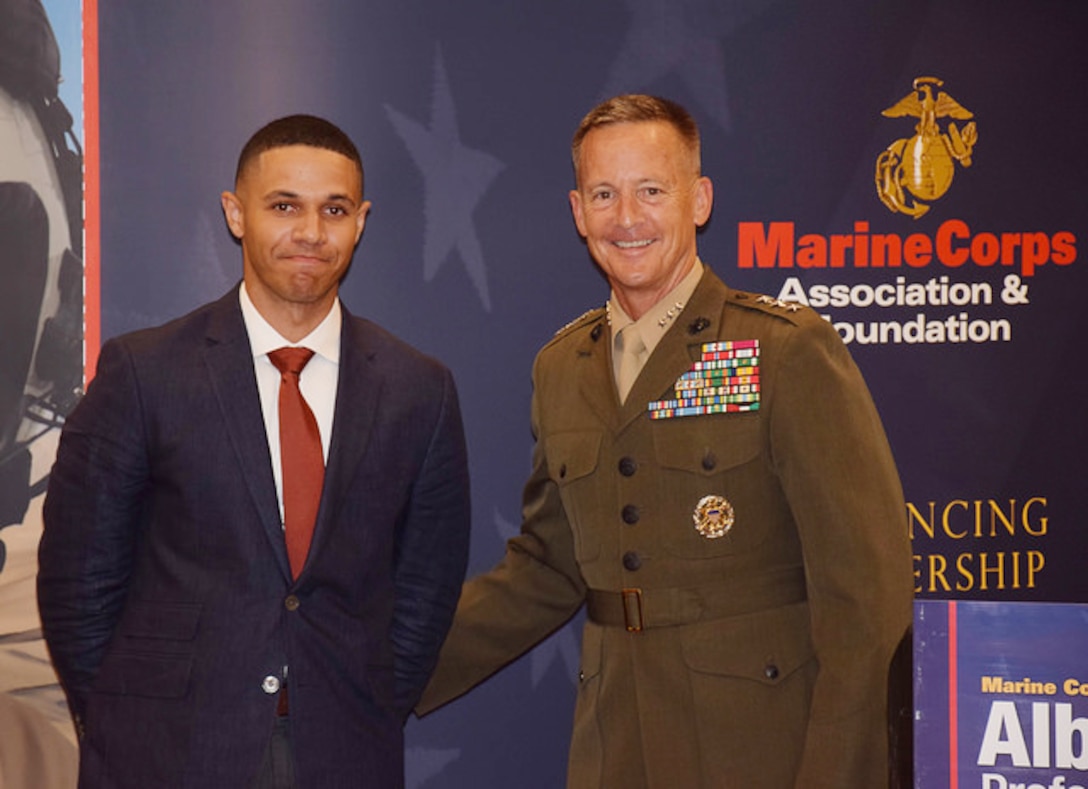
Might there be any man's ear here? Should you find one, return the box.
[569,190,588,238]
[354,200,372,243]
[221,191,244,239]
[694,176,713,228]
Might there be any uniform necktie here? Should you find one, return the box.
[268,347,324,578]
[615,325,647,404]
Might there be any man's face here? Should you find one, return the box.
[569,121,712,317]
[221,145,369,326]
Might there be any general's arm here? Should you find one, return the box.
[769,320,913,787]
[415,362,587,716]
[37,338,149,726]
[390,368,472,716]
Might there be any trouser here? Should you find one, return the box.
[250,716,296,789]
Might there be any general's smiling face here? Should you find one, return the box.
[569,120,712,319]
[221,144,369,334]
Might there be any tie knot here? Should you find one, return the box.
[269,347,315,376]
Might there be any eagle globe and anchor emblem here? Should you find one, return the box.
[875,77,978,218]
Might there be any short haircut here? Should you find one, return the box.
[570,94,701,180]
[234,114,364,191]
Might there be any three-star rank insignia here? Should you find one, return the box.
[755,295,802,312]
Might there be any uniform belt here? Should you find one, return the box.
[585,569,807,633]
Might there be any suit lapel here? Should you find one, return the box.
[302,310,383,576]
[575,314,621,429]
[202,289,291,578]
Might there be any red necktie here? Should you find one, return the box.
[268,347,324,578]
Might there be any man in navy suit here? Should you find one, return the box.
[37,115,471,788]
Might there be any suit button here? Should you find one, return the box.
[262,675,281,695]
[701,451,717,471]
[284,595,300,611]
[621,505,640,525]
[618,457,637,476]
[559,463,567,479]
[622,551,642,571]
[764,663,780,680]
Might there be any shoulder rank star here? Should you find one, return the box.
[756,294,803,312]
[555,305,606,336]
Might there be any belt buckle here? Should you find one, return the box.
[621,588,644,633]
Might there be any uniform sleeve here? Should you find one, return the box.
[389,368,472,717]
[415,359,587,715]
[37,338,150,728]
[767,318,913,787]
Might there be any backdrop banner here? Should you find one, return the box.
[915,600,1088,789]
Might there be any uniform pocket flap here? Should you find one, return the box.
[578,622,604,682]
[653,415,761,474]
[681,602,814,686]
[544,431,602,484]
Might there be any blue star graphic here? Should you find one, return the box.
[405,746,460,789]
[602,0,775,132]
[386,49,505,311]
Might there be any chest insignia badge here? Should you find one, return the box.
[694,495,735,539]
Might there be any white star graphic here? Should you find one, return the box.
[385,49,505,311]
[602,0,775,132]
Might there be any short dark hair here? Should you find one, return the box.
[234,114,364,190]
[571,94,701,179]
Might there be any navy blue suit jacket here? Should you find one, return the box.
[38,287,471,788]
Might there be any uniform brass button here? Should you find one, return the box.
[621,505,640,524]
[261,675,281,694]
[284,595,300,611]
[618,457,637,477]
[578,670,586,682]
[701,451,717,471]
[764,663,780,680]
[622,551,642,571]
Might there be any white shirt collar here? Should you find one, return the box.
[239,283,342,363]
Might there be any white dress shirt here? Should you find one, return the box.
[239,284,340,524]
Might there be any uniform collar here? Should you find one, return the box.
[608,258,704,358]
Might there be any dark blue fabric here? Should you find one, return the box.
[38,288,471,788]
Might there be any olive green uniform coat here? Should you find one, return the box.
[418,268,913,788]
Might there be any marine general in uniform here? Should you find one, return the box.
[417,94,913,788]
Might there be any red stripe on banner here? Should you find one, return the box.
[83,0,101,383]
[948,600,959,789]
